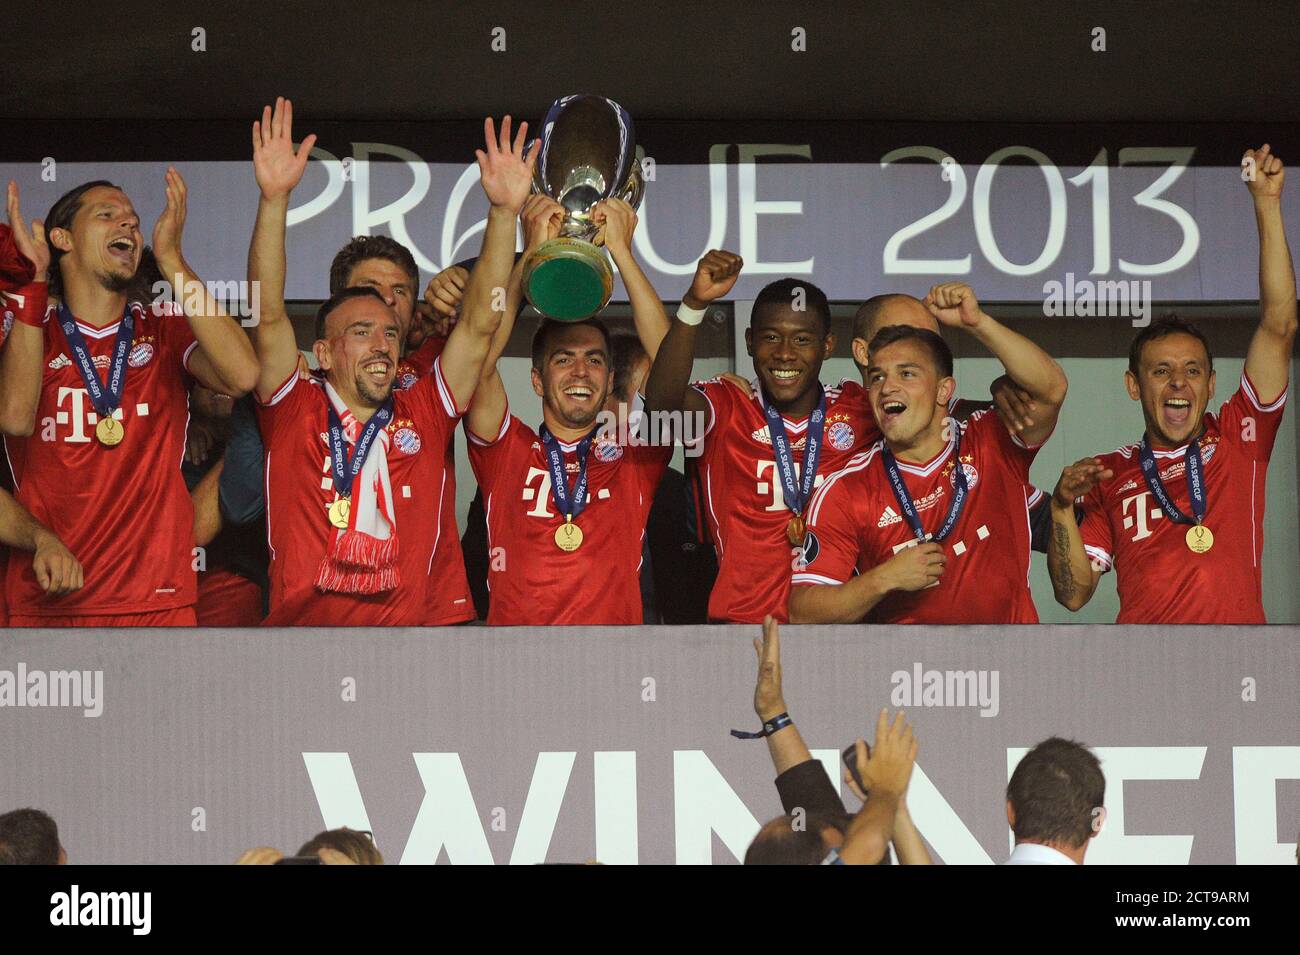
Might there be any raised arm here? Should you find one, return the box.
[248,97,317,402]
[642,250,743,416]
[463,193,562,442]
[0,185,50,436]
[1242,144,1296,405]
[838,710,917,865]
[925,283,1068,448]
[439,116,538,412]
[595,198,673,362]
[153,167,258,396]
[1047,458,1110,611]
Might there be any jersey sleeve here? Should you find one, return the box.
[1077,481,1114,573]
[792,463,864,587]
[254,368,315,449]
[688,377,738,455]
[1217,372,1289,462]
[154,300,199,376]
[466,405,525,494]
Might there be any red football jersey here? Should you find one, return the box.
[393,332,471,625]
[4,299,199,616]
[258,358,462,626]
[1078,374,1287,624]
[467,408,671,625]
[794,409,1042,624]
[691,377,878,623]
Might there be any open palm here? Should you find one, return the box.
[476,116,537,213]
[253,97,318,200]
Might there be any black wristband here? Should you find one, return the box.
[730,712,793,740]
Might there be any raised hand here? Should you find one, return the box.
[6,181,50,280]
[252,97,318,201]
[923,282,985,329]
[860,708,918,797]
[423,264,468,322]
[684,249,744,308]
[751,615,786,721]
[520,194,566,251]
[1053,458,1113,510]
[991,374,1036,432]
[591,197,637,254]
[476,116,537,214]
[151,166,189,272]
[1242,143,1284,201]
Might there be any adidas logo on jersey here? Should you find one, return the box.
[750,427,806,450]
[1116,478,1138,494]
[878,506,902,528]
[48,354,71,370]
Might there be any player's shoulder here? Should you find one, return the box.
[818,441,884,495]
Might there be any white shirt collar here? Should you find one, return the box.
[1005,842,1079,865]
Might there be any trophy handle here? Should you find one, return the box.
[616,148,646,210]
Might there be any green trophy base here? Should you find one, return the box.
[522,237,614,321]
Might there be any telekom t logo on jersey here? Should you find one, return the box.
[755,460,825,512]
[48,387,147,443]
[521,467,611,518]
[1121,490,1163,541]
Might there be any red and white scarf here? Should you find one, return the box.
[314,382,400,594]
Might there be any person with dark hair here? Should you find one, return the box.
[1048,145,1295,623]
[1005,737,1105,865]
[296,827,384,865]
[791,283,1067,623]
[0,807,66,865]
[644,259,881,625]
[246,99,530,625]
[464,189,674,625]
[0,164,258,627]
[741,616,932,865]
[852,293,1055,552]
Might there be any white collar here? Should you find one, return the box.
[1005,842,1079,865]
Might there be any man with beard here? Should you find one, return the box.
[465,196,674,625]
[1047,146,1294,623]
[0,171,257,626]
[790,283,1067,623]
[247,103,532,625]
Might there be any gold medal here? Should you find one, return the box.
[1185,524,1214,554]
[328,497,351,530]
[95,416,124,447]
[555,520,584,552]
[786,515,806,547]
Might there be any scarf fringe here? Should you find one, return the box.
[314,530,400,594]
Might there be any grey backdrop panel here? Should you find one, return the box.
[1,626,1296,864]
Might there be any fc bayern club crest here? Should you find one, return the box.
[593,439,623,463]
[397,371,418,391]
[827,420,855,451]
[393,427,422,455]
[127,342,154,367]
[951,460,979,490]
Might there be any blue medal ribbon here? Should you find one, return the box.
[539,425,597,521]
[880,419,969,542]
[326,398,394,500]
[1138,435,1206,526]
[762,390,826,520]
[57,303,135,420]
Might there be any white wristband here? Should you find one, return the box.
[676,302,707,326]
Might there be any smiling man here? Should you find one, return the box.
[1047,146,1295,623]
[643,273,875,623]
[789,283,1067,624]
[246,101,532,625]
[0,171,258,627]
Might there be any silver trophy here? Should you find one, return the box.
[521,94,645,321]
